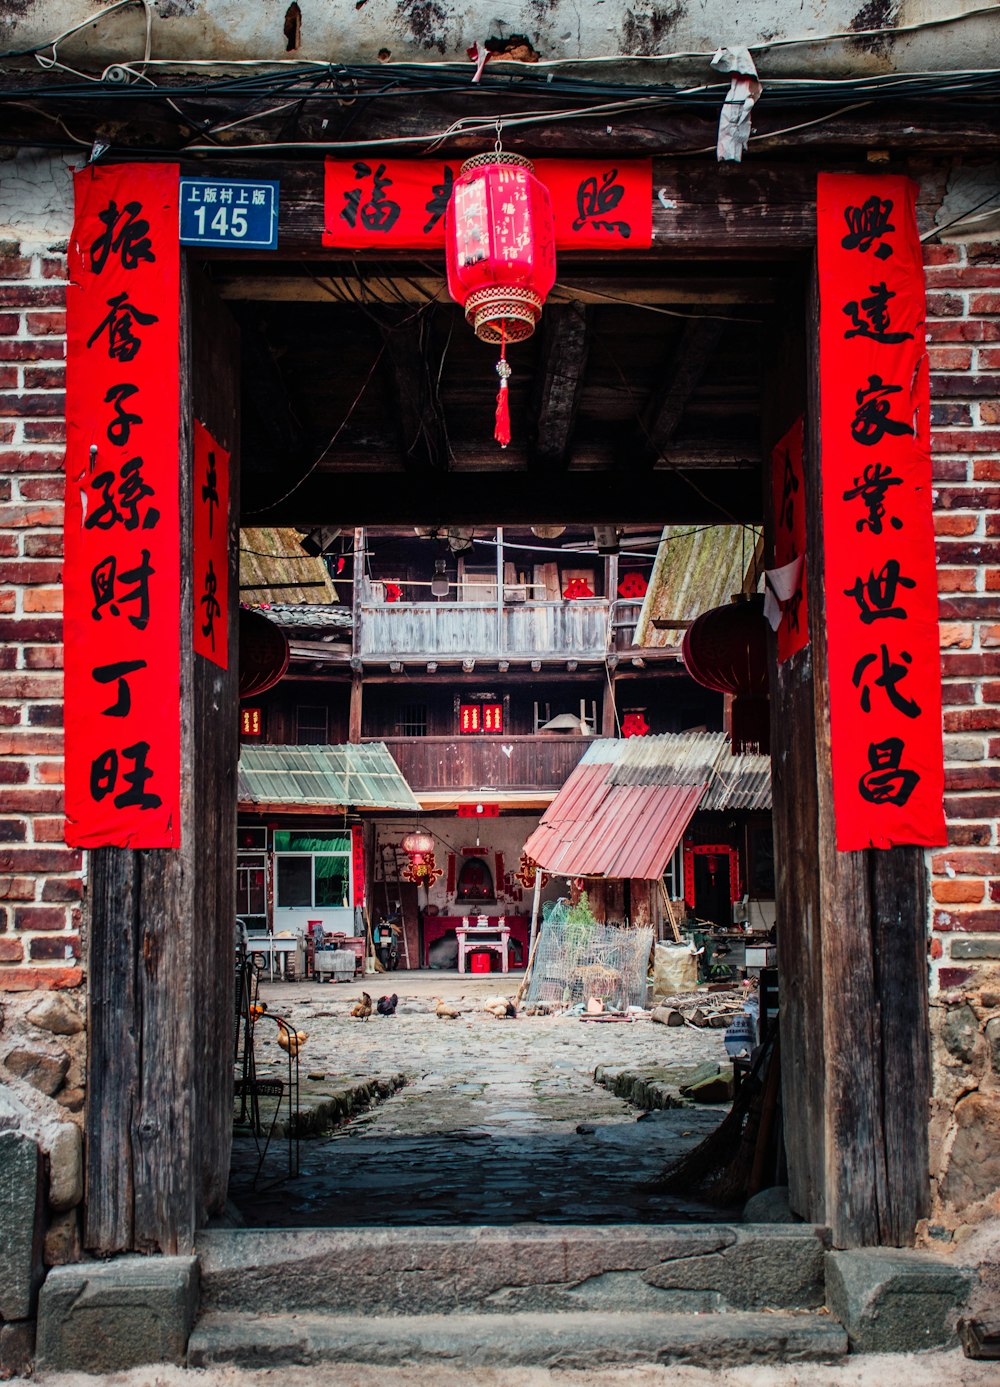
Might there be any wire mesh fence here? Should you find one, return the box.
[523,896,653,1011]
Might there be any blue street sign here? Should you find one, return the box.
[179,178,280,249]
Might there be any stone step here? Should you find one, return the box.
[196,1223,828,1316]
[188,1309,848,1370]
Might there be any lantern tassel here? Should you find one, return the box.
[495,327,512,448]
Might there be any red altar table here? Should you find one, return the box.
[422,914,529,969]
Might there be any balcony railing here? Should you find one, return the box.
[369,735,592,793]
[358,599,611,661]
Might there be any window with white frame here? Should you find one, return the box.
[273,831,351,908]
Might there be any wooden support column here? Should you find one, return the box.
[86,265,240,1255]
[602,669,618,736]
[349,672,363,743]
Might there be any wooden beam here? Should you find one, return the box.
[242,465,764,526]
[529,302,590,470]
[639,318,726,468]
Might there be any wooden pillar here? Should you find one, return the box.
[349,672,363,743]
[602,669,618,736]
[85,265,240,1255]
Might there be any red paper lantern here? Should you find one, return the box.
[445,149,556,446]
[621,711,649,738]
[681,595,770,755]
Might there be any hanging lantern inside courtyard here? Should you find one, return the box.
[401,828,435,863]
[445,129,556,448]
[681,595,770,755]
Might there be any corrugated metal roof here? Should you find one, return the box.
[700,753,773,811]
[634,525,758,648]
[238,743,420,811]
[523,733,771,878]
[240,528,340,605]
[264,604,353,630]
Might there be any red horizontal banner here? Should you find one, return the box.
[817,172,945,851]
[65,163,181,847]
[323,158,652,251]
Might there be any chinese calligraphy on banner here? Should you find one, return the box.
[817,173,945,851]
[193,420,230,669]
[323,158,652,250]
[352,825,365,908]
[65,163,181,848]
[770,416,809,662]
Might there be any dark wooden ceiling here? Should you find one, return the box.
[217,259,791,527]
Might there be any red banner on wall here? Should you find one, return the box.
[817,173,945,851]
[323,158,652,251]
[64,163,181,848]
[352,824,365,909]
[193,419,230,669]
[770,416,809,662]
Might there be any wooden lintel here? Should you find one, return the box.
[529,301,590,471]
[239,800,348,816]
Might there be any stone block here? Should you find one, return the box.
[0,1319,36,1380]
[941,1003,980,1062]
[36,1255,199,1372]
[951,937,1000,960]
[0,1131,45,1320]
[3,1044,69,1097]
[43,1209,81,1267]
[46,1122,82,1212]
[940,1092,1000,1207]
[825,1248,975,1353]
[26,995,84,1036]
[742,1186,797,1224]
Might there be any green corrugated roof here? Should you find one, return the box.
[634,525,760,648]
[238,743,420,811]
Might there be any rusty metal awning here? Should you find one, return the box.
[522,734,724,881]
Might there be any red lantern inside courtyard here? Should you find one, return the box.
[445,147,556,446]
[681,595,770,755]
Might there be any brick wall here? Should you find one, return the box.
[924,235,1000,1221]
[0,238,83,992]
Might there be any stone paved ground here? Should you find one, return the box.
[228,974,732,1227]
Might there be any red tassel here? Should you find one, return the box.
[495,326,511,448]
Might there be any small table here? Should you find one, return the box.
[456,923,511,974]
[248,936,304,981]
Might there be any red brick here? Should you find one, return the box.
[944,654,1000,677]
[0,789,63,813]
[991,882,1000,903]
[932,374,1000,398]
[41,878,82,902]
[0,967,82,992]
[22,367,64,390]
[932,458,969,481]
[937,541,1000,565]
[0,503,62,528]
[40,258,67,280]
[0,366,17,389]
[926,267,1000,287]
[938,569,978,594]
[0,561,63,586]
[945,823,993,846]
[0,672,62,698]
[982,401,1000,425]
[23,422,65,443]
[14,905,69,932]
[31,818,65,842]
[0,939,24,963]
[923,244,963,265]
[939,622,974,649]
[17,477,63,502]
[0,312,19,334]
[945,766,1000,790]
[926,293,965,317]
[35,761,64,784]
[929,347,974,371]
[946,709,1000,732]
[967,241,1000,265]
[986,516,1000,536]
[0,392,66,418]
[984,682,1000,703]
[0,847,80,874]
[0,253,34,279]
[0,762,29,784]
[934,514,979,536]
[932,430,1000,453]
[938,967,973,988]
[24,312,65,336]
[0,286,64,309]
[0,878,36,902]
[23,646,63,669]
[971,292,1000,314]
[29,935,79,962]
[934,909,1000,933]
[932,850,1000,875]
[0,536,16,557]
[926,321,1000,343]
[0,819,26,842]
[27,704,62,728]
[935,486,1000,510]
[0,423,15,443]
[980,348,1000,369]
[941,682,978,706]
[22,589,62,614]
[946,794,1000,817]
[0,340,64,363]
[931,403,972,428]
[0,618,63,645]
[929,937,944,960]
[0,448,64,472]
[24,535,63,558]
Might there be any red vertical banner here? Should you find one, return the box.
[64,163,181,848]
[193,419,230,668]
[351,824,366,908]
[770,416,809,662]
[817,173,945,850]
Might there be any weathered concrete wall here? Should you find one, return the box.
[0,0,997,77]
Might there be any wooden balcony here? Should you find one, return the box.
[358,599,611,661]
[369,735,591,794]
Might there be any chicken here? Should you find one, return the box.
[483,995,516,1020]
[276,1026,308,1057]
[350,991,373,1020]
[376,993,398,1016]
[433,996,461,1019]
